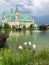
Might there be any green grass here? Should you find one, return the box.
[0,48,49,65]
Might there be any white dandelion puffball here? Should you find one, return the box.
[33,44,36,49]
[18,45,23,50]
[24,42,27,45]
[28,41,32,46]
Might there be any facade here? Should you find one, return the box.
[2,7,34,28]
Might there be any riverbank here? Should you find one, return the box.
[0,48,49,65]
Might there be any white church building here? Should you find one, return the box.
[2,7,34,28]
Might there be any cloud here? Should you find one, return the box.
[16,0,49,16]
[0,0,49,19]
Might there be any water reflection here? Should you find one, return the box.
[29,30,33,35]
[40,30,46,35]
[5,30,49,52]
[2,29,10,36]
[22,30,33,35]
[22,30,26,35]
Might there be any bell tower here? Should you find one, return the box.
[15,7,19,22]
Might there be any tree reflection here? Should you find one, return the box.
[40,30,46,35]
[23,30,26,35]
[3,29,10,36]
[29,30,33,35]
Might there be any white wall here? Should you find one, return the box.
[2,19,34,28]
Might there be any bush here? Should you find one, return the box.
[4,23,10,29]
[22,25,26,30]
[0,25,2,29]
[0,48,49,65]
[0,48,17,65]
[29,24,34,30]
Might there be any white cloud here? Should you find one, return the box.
[0,0,49,19]
[16,0,49,16]
[31,0,49,15]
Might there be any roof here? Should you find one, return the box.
[19,13,33,22]
[3,12,15,21]
[3,8,33,22]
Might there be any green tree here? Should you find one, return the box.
[23,25,26,30]
[29,24,34,30]
[4,23,10,29]
[0,25,2,29]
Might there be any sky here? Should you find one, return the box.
[0,0,49,25]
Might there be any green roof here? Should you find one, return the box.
[3,8,33,22]
[19,14,33,22]
[3,12,15,21]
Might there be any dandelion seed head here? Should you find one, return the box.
[28,41,32,46]
[18,45,23,50]
[24,42,27,45]
[33,44,36,49]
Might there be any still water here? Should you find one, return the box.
[6,30,49,51]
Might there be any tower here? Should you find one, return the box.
[15,7,19,22]
[2,12,7,27]
[10,8,14,13]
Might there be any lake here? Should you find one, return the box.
[6,30,49,52]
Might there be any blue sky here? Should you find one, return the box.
[0,0,49,25]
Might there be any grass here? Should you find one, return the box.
[0,48,49,65]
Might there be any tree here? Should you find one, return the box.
[4,23,10,29]
[39,24,47,30]
[23,25,26,30]
[0,25,2,29]
[29,24,34,30]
